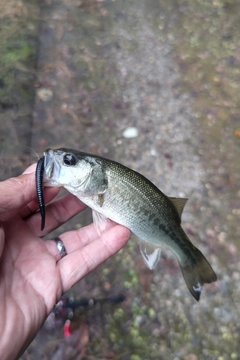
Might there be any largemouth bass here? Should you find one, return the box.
[36,148,217,300]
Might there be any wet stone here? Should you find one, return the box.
[122,126,139,138]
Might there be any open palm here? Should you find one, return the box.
[0,165,130,359]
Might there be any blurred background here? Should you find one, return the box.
[1,0,240,359]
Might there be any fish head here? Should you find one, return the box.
[43,148,92,191]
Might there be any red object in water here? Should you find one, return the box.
[64,319,72,338]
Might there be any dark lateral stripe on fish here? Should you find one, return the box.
[36,157,45,231]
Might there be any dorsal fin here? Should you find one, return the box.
[169,197,188,218]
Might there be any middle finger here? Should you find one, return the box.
[26,192,87,236]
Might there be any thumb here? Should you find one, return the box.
[0,164,37,222]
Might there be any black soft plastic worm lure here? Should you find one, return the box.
[36,157,45,231]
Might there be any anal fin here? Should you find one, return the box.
[139,240,161,270]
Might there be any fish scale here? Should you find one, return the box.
[102,164,184,249]
[36,148,217,301]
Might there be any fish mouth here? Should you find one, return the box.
[43,149,61,184]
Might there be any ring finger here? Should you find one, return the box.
[45,223,130,293]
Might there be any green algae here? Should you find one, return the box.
[0,0,40,179]
[0,0,39,106]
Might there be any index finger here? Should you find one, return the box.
[0,174,35,222]
[0,164,47,222]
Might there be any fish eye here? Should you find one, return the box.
[63,153,77,166]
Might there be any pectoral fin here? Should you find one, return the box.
[92,210,111,236]
[139,240,161,270]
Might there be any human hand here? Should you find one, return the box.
[0,165,130,360]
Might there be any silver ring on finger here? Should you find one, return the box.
[53,237,67,260]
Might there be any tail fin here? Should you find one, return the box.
[179,248,217,301]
